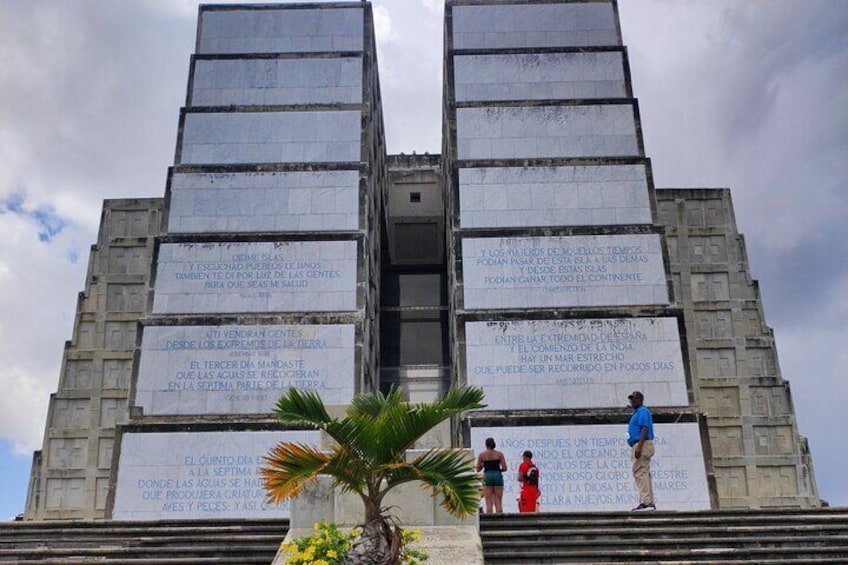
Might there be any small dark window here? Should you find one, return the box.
[410,192,421,203]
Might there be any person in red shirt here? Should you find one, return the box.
[517,450,540,513]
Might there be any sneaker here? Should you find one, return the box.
[631,503,656,512]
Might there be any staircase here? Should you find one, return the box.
[481,508,848,564]
[0,518,287,564]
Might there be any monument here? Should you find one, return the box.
[24,0,818,523]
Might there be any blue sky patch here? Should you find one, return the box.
[2,191,68,243]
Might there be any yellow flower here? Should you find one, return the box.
[327,549,338,558]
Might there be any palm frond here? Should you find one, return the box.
[319,446,370,496]
[375,385,487,456]
[347,387,404,418]
[383,449,481,517]
[260,442,330,503]
[272,388,333,428]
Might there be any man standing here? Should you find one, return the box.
[517,450,540,513]
[628,391,656,511]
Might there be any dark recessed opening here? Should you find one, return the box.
[409,192,421,203]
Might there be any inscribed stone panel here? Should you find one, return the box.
[700,387,740,417]
[696,349,737,378]
[742,309,763,335]
[110,210,150,237]
[746,347,776,377]
[665,237,678,264]
[754,425,794,455]
[462,234,668,309]
[96,477,110,510]
[191,57,362,106]
[458,165,651,228]
[708,426,743,457]
[452,3,617,49]
[104,322,136,350]
[98,438,115,468]
[694,310,733,339]
[714,466,748,498]
[690,273,730,302]
[113,430,320,519]
[168,170,359,234]
[454,52,625,102]
[755,466,798,497]
[45,478,86,509]
[106,284,146,312]
[179,111,361,165]
[689,236,728,264]
[52,399,90,428]
[108,247,148,275]
[48,438,88,469]
[65,360,94,389]
[76,322,96,350]
[456,105,638,160]
[136,324,355,414]
[198,8,364,54]
[103,360,132,389]
[465,318,687,410]
[656,200,677,228]
[684,201,706,228]
[470,423,710,512]
[100,398,127,427]
[152,241,357,314]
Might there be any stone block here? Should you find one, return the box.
[456,105,638,160]
[714,466,748,498]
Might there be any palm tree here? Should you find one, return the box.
[261,385,486,565]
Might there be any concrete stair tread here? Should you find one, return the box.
[483,559,848,565]
[0,558,274,565]
[0,534,281,549]
[484,532,848,546]
[481,524,848,537]
[483,546,848,558]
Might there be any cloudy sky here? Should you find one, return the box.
[0,0,846,518]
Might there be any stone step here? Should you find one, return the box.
[482,534,848,549]
[480,508,848,564]
[0,555,274,565]
[482,546,848,563]
[0,519,287,564]
[484,558,848,565]
[481,524,848,541]
[0,533,281,550]
[480,509,848,529]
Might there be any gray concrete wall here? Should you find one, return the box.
[443,0,711,513]
[25,199,164,521]
[657,188,820,508]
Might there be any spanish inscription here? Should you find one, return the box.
[136,324,355,414]
[466,318,687,409]
[462,234,668,309]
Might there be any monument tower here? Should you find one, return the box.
[24,0,819,521]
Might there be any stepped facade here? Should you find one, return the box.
[24,0,818,522]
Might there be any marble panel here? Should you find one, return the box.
[198,8,363,54]
[452,3,617,49]
[470,423,710,512]
[192,57,362,106]
[152,241,357,314]
[454,52,625,102]
[457,105,638,159]
[462,234,668,309]
[180,111,361,165]
[168,170,359,234]
[458,164,650,228]
[136,324,355,414]
[466,318,686,409]
[112,430,320,519]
